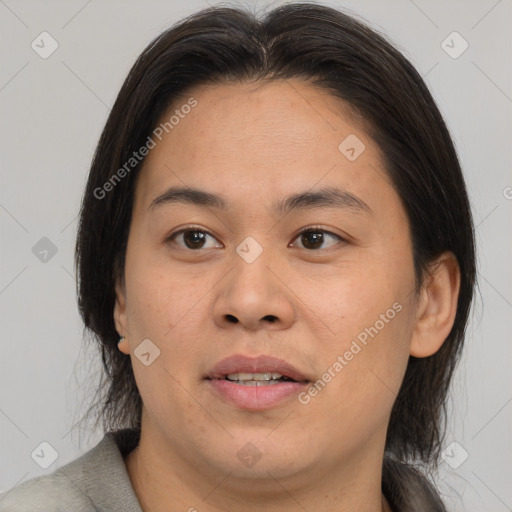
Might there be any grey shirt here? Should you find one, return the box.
[0,429,143,512]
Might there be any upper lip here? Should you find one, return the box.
[206,354,311,382]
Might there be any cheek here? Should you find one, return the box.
[123,247,213,384]
[330,282,413,404]
[123,243,205,338]
[307,266,405,340]
[299,309,412,447]
[301,264,414,420]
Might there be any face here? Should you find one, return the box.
[114,80,421,485]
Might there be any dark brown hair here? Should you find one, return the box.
[75,3,476,509]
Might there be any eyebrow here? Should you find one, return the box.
[148,185,373,216]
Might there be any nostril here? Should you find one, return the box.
[226,314,238,323]
[264,315,277,323]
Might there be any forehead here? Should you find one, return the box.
[135,79,393,215]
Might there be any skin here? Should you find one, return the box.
[114,79,460,512]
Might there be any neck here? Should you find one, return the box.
[124,423,392,512]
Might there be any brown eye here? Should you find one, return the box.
[168,229,222,250]
[292,229,344,250]
[182,230,207,249]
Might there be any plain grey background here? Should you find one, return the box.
[0,0,510,510]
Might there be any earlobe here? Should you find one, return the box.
[409,252,461,358]
[117,336,130,355]
[113,280,130,354]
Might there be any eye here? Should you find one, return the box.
[290,228,345,250]
[167,227,222,250]
[166,226,345,251]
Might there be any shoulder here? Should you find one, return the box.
[0,429,142,512]
[0,451,97,512]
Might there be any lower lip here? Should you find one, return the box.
[207,379,308,410]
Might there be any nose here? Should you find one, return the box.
[213,248,296,331]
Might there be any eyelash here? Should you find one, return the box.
[166,225,346,251]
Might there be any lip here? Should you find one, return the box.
[206,354,311,382]
[205,354,311,411]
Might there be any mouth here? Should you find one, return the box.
[219,372,299,386]
[206,354,311,384]
[205,354,311,410]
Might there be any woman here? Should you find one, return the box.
[0,3,475,511]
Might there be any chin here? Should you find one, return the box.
[208,436,311,480]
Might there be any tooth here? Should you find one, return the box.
[237,372,255,381]
[252,373,272,381]
[237,380,281,386]
[225,372,289,383]
[226,372,284,381]
[226,372,254,381]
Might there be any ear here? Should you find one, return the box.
[410,251,461,358]
[113,277,130,355]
